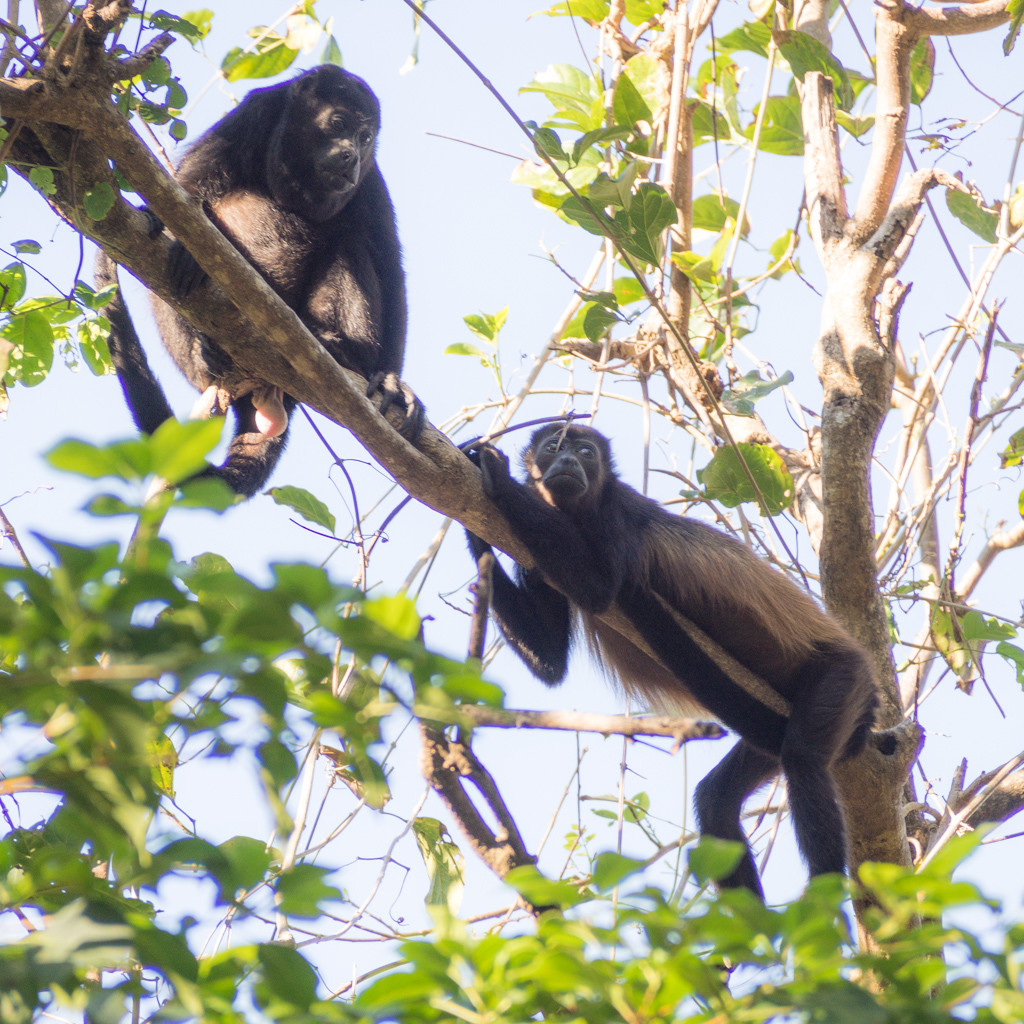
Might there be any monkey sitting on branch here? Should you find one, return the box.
[463,424,879,898]
[98,64,424,497]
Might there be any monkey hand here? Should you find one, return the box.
[168,239,209,298]
[366,372,426,442]
[463,442,511,499]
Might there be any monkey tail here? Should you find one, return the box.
[94,250,175,435]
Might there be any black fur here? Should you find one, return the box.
[98,64,424,497]
[465,424,879,897]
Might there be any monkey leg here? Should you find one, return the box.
[779,661,866,880]
[694,740,779,897]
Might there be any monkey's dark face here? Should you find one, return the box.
[269,66,381,221]
[528,426,606,511]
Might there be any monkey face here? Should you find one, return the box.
[530,426,605,510]
[268,66,381,221]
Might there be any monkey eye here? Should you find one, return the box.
[328,114,348,131]
[544,439,561,453]
[357,128,375,147]
[577,445,594,457]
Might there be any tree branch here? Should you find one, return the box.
[904,0,1010,37]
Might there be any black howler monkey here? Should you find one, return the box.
[465,424,878,897]
[98,64,423,497]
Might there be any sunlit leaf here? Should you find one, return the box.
[268,485,337,533]
[697,442,794,515]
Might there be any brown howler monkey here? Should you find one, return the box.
[98,64,424,497]
[464,424,878,898]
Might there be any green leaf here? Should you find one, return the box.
[46,437,150,481]
[148,416,225,485]
[624,0,664,25]
[697,442,794,515]
[444,341,487,360]
[11,239,41,254]
[362,594,420,640]
[149,10,202,42]
[276,864,341,918]
[996,642,1024,688]
[719,370,794,415]
[77,316,113,376]
[268,485,337,533]
[688,836,745,884]
[622,182,677,267]
[615,52,661,126]
[216,836,273,898]
[505,865,588,908]
[321,33,343,66]
[257,944,317,1009]
[570,125,631,165]
[773,29,853,111]
[799,982,886,1024]
[613,277,646,306]
[530,124,567,166]
[537,0,609,18]
[583,303,620,342]
[2,310,54,386]
[1005,0,1024,54]
[520,64,603,131]
[717,21,771,58]
[692,193,748,236]
[133,924,199,984]
[960,610,1015,643]
[748,95,804,156]
[946,187,998,244]
[85,494,139,517]
[412,818,465,914]
[221,37,299,83]
[588,162,640,211]
[612,72,651,129]
[181,8,214,40]
[176,476,240,511]
[909,37,935,104]
[999,425,1024,468]
[463,307,508,344]
[591,852,645,892]
[0,262,27,309]
[169,119,187,142]
[29,166,56,196]
[835,111,874,138]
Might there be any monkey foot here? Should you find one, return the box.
[367,371,426,442]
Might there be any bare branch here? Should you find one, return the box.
[956,521,1024,599]
[905,0,1011,37]
[800,71,847,254]
[420,723,536,884]
[851,5,916,240]
[428,705,725,743]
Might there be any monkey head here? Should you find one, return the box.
[526,425,610,511]
[267,65,381,221]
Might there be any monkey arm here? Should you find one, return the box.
[466,531,571,684]
[471,446,624,614]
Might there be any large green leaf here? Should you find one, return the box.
[774,29,853,111]
[946,187,998,243]
[520,64,604,131]
[1005,0,1024,53]
[268,485,337,533]
[747,95,804,156]
[697,442,794,515]
[2,310,53,386]
[412,818,465,914]
[909,37,935,104]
